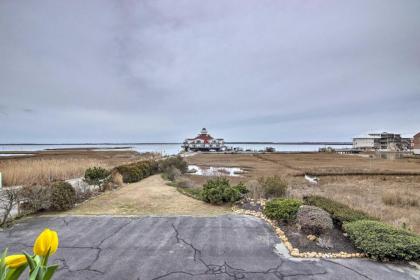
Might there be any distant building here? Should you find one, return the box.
[401,137,413,151]
[353,132,404,151]
[182,128,225,152]
[352,135,380,150]
[414,133,420,155]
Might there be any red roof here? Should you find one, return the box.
[192,134,214,144]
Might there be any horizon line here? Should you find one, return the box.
[0,141,352,145]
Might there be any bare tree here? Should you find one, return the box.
[0,188,20,227]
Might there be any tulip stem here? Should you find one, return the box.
[42,248,51,267]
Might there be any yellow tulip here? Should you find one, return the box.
[33,228,59,257]
[5,254,27,268]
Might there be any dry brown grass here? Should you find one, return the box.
[0,150,152,187]
[0,158,108,186]
[187,153,420,233]
[287,176,420,233]
[381,190,419,208]
[70,175,231,216]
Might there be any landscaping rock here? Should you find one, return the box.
[307,234,317,241]
[297,205,333,235]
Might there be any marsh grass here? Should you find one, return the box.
[0,156,141,187]
[288,176,420,233]
[382,190,419,207]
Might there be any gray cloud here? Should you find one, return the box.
[0,0,419,142]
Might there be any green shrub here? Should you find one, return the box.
[84,166,110,185]
[263,198,302,222]
[258,176,287,198]
[344,220,420,261]
[201,178,243,205]
[50,181,76,211]
[114,160,159,183]
[303,195,372,227]
[233,182,249,195]
[158,156,188,174]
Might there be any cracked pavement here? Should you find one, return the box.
[0,215,418,280]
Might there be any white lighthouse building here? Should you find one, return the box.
[182,128,225,152]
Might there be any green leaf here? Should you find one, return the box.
[28,266,40,280]
[0,249,8,279]
[23,252,36,272]
[42,265,58,280]
[5,264,28,280]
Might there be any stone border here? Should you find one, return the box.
[232,207,366,259]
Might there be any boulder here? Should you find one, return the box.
[297,205,333,235]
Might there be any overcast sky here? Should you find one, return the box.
[0,0,419,143]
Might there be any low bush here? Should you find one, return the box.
[0,188,20,227]
[245,179,264,200]
[258,176,287,198]
[114,160,159,183]
[303,195,372,227]
[344,220,420,261]
[233,182,249,195]
[114,157,187,184]
[50,181,76,211]
[75,189,95,203]
[175,178,194,189]
[263,198,302,222]
[158,156,188,174]
[19,185,51,212]
[297,205,333,235]
[162,166,182,181]
[84,166,110,186]
[201,178,244,205]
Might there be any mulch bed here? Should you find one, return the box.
[279,222,359,254]
[238,199,359,254]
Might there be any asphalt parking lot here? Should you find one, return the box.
[1,215,418,280]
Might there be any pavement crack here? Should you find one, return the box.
[62,217,69,226]
[166,224,298,280]
[171,223,205,266]
[85,220,133,272]
[58,219,133,276]
[322,259,373,280]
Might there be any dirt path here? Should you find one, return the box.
[69,175,231,216]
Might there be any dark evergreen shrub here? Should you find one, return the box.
[114,160,159,183]
[50,181,76,211]
[344,220,420,261]
[263,198,302,222]
[233,182,249,195]
[84,166,110,185]
[201,178,243,205]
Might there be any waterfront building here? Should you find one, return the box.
[414,132,420,155]
[182,128,225,152]
[353,132,404,151]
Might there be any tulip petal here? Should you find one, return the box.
[5,254,27,268]
[33,228,59,257]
